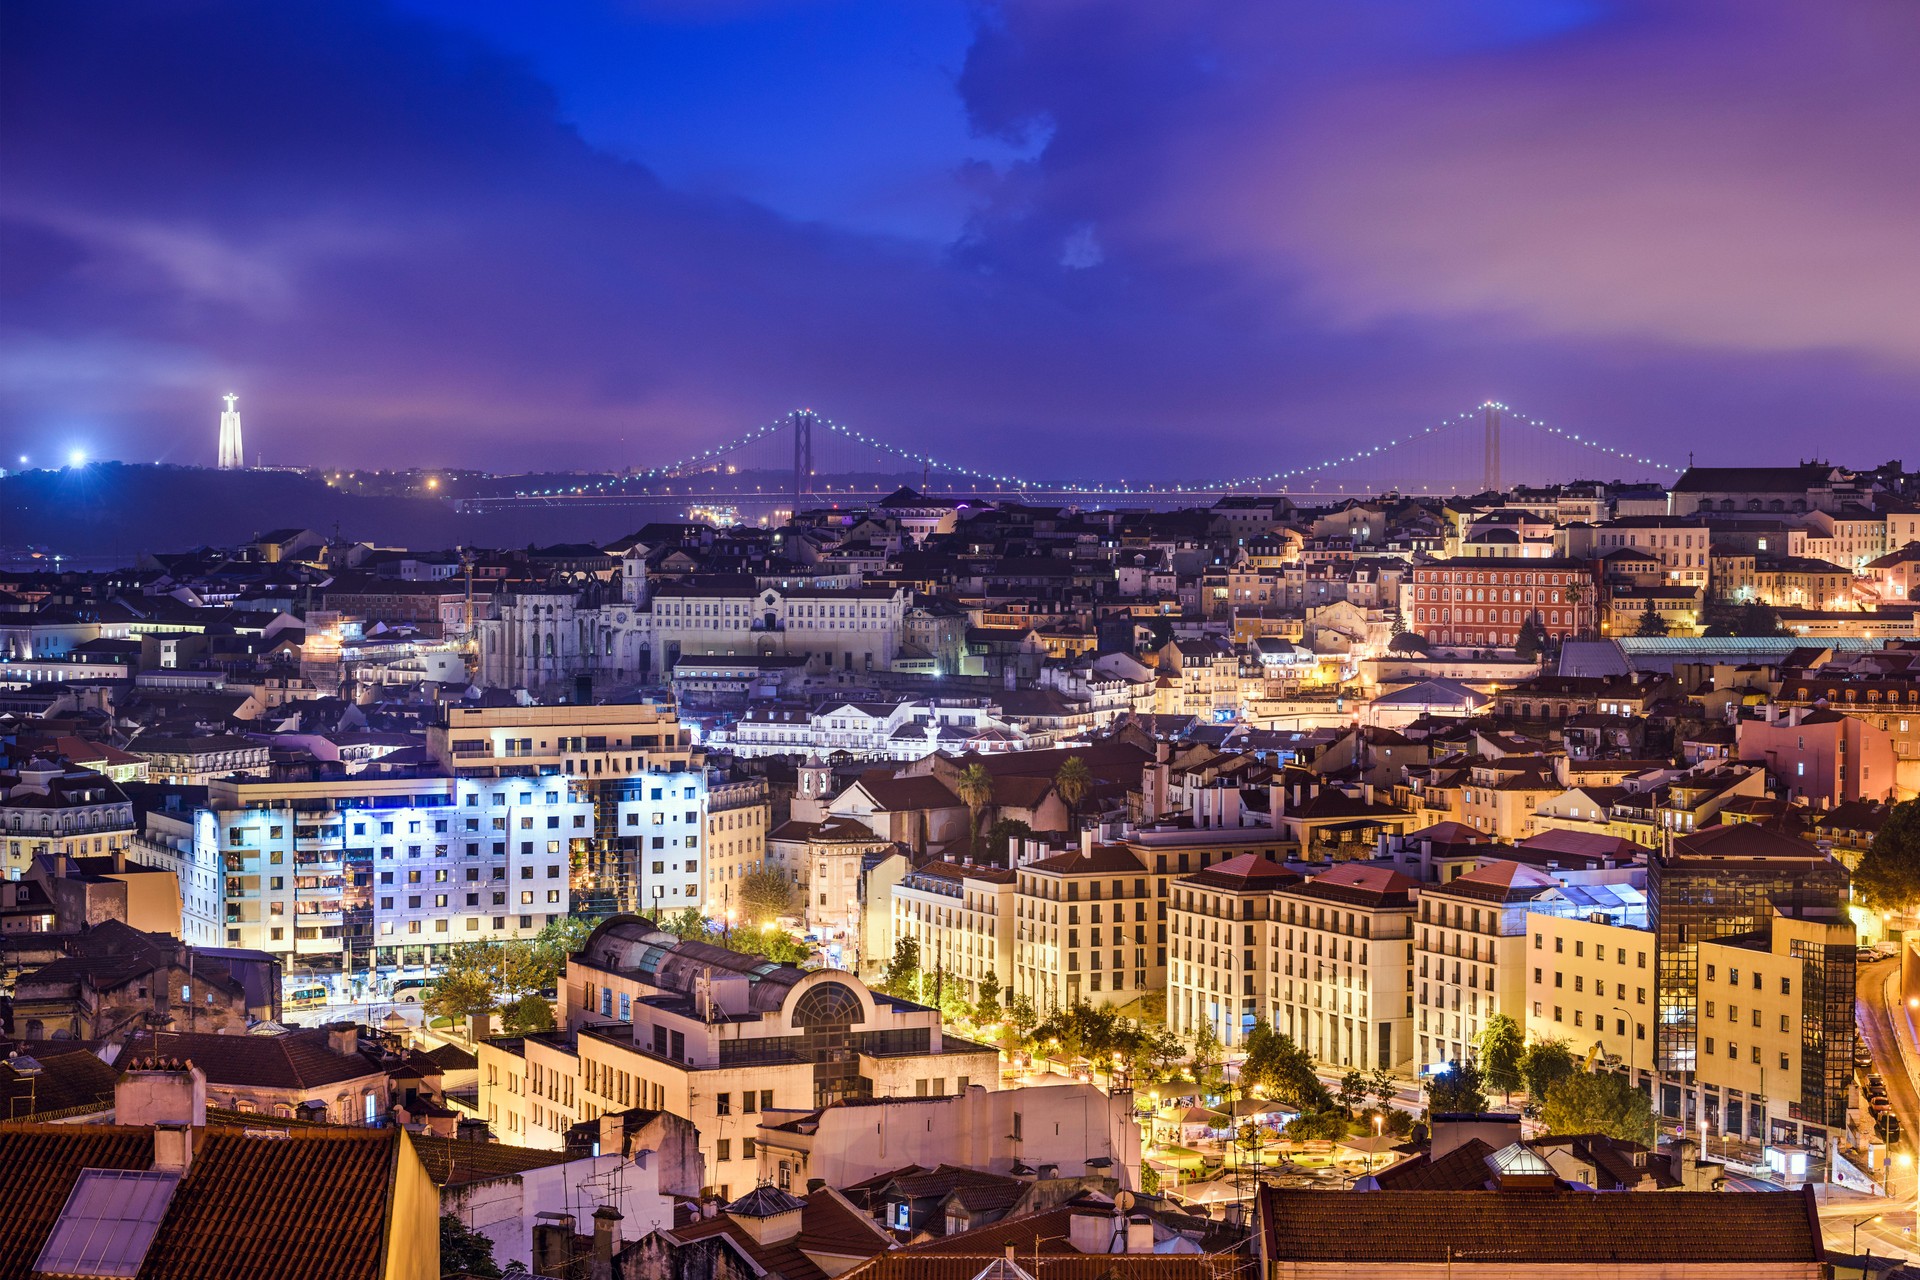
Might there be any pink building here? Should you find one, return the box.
[1737,707,1897,805]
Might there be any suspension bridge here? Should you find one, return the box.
[459,401,1681,514]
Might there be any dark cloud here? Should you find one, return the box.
[2,0,1915,476]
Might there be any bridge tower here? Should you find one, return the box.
[1482,402,1502,495]
[790,409,816,521]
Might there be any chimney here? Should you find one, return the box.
[590,1206,622,1280]
[1068,1207,1116,1254]
[152,1125,192,1174]
[327,1023,360,1058]
[533,1213,577,1279]
[1081,829,1095,858]
[115,1060,207,1129]
[1126,1216,1154,1253]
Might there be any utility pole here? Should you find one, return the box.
[1482,402,1502,495]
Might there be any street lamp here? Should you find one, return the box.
[1853,1213,1882,1254]
[1368,1112,1384,1176]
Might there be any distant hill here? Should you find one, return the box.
[0,463,686,565]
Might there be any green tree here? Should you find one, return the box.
[1007,991,1038,1033]
[1635,598,1669,637]
[1140,1163,1161,1195]
[731,925,813,967]
[501,992,555,1035]
[1139,1024,1187,1085]
[1539,1071,1655,1144]
[1189,1018,1226,1096]
[1424,1060,1490,1116]
[1520,1038,1578,1103]
[422,941,532,1019]
[529,915,596,986]
[1239,1020,1330,1111]
[985,818,1032,862]
[658,907,711,941]
[1513,614,1542,663]
[1477,1013,1526,1100]
[975,971,1003,1026]
[440,1214,502,1279]
[1853,799,1920,917]
[881,937,922,999]
[1054,755,1093,831]
[956,763,995,856]
[1335,1069,1368,1117]
[1284,1110,1352,1142]
[1367,1067,1398,1114]
[737,867,796,926]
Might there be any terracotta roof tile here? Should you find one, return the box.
[1257,1185,1823,1264]
[143,1127,402,1280]
[0,1125,152,1277]
[410,1133,576,1187]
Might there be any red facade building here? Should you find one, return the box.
[1409,556,1596,648]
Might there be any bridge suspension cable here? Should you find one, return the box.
[508,399,1680,499]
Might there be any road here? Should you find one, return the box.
[1830,957,1920,1260]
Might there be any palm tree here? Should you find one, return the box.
[1054,755,1092,831]
[956,763,994,856]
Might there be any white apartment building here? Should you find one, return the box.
[129,805,225,948]
[718,698,1030,760]
[202,769,590,965]
[1012,842,1166,1013]
[1568,518,1712,589]
[606,769,708,914]
[1414,862,1568,1072]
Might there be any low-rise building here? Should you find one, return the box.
[483,920,1000,1197]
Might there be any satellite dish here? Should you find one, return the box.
[1115,1190,1135,1212]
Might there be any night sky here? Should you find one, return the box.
[3,1,1916,476]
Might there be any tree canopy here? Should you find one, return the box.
[1476,1014,1526,1097]
[1424,1059,1490,1116]
[440,1215,501,1279]
[736,867,797,925]
[1239,1019,1332,1111]
[1521,1038,1578,1104]
[1539,1071,1655,1144]
[1054,756,1093,827]
[1853,799,1920,916]
[956,763,995,854]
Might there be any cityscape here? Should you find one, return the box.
[4,4,1919,1280]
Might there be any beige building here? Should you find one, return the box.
[428,700,694,779]
[1167,854,1299,1048]
[478,920,1000,1200]
[890,859,1016,1003]
[1012,839,1166,1013]
[704,776,772,917]
[1525,908,1851,1147]
[1415,862,1568,1073]
[1270,864,1419,1071]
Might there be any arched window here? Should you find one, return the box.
[793,982,864,1028]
